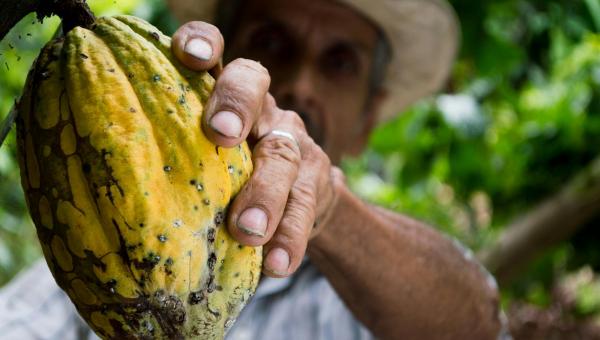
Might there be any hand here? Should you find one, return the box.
[172,22,342,278]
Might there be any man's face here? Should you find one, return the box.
[225,0,384,164]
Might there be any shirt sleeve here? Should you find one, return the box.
[0,259,96,340]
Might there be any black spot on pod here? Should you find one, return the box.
[188,291,204,305]
[152,74,161,82]
[135,252,161,270]
[129,107,136,113]
[203,199,210,206]
[163,165,172,172]
[157,234,167,242]
[82,163,91,173]
[214,211,224,225]
[150,32,160,41]
[207,228,215,243]
[80,53,89,59]
[207,253,217,270]
[105,279,117,294]
[206,274,216,293]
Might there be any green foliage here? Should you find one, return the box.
[346,0,600,310]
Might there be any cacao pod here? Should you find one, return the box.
[16,15,261,339]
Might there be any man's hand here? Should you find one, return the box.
[172,22,340,278]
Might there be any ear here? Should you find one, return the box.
[346,89,388,156]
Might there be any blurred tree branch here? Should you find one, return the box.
[479,156,600,286]
[0,0,95,42]
[0,0,38,42]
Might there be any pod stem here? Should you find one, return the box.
[38,0,96,33]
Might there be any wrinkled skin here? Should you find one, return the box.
[172,0,505,338]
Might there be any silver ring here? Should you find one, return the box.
[269,130,300,149]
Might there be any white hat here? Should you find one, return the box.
[167,0,459,122]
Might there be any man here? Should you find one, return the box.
[0,0,507,338]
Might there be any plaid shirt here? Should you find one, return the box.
[0,259,373,340]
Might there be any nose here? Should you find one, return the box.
[273,64,317,110]
[272,65,325,145]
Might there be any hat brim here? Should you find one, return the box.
[167,0,459,122]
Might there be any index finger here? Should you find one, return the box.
[172,21,224,71]
[202,59,271,148]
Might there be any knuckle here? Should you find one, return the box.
[216,86,249,112]
[185,21,220,35]
[176,21,222,44]
[316,146,331,167]
[256,136,301,167]
[277,220,308,251]
[291,183,317,209]
[214,83,259,120]
[264,94,277,109]
[303,137,328,164]
[282,110,306,130]
[250,174,289,199]
[284,198,316,238]
[213,61,271,116]
[231,58,270,78]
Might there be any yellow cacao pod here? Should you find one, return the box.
[16,15,261,339]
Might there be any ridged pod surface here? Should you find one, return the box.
[16,15,261,339]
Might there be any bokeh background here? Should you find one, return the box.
[1,0,599,338]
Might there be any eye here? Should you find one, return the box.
[320,43,361,78]
[247,24,293,60]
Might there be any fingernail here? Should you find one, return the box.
[265,248,290,276]
[238,208,268,237]
[184,38,213,61]
[210,111,243,138]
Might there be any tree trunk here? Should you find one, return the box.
[479,157,600,286]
